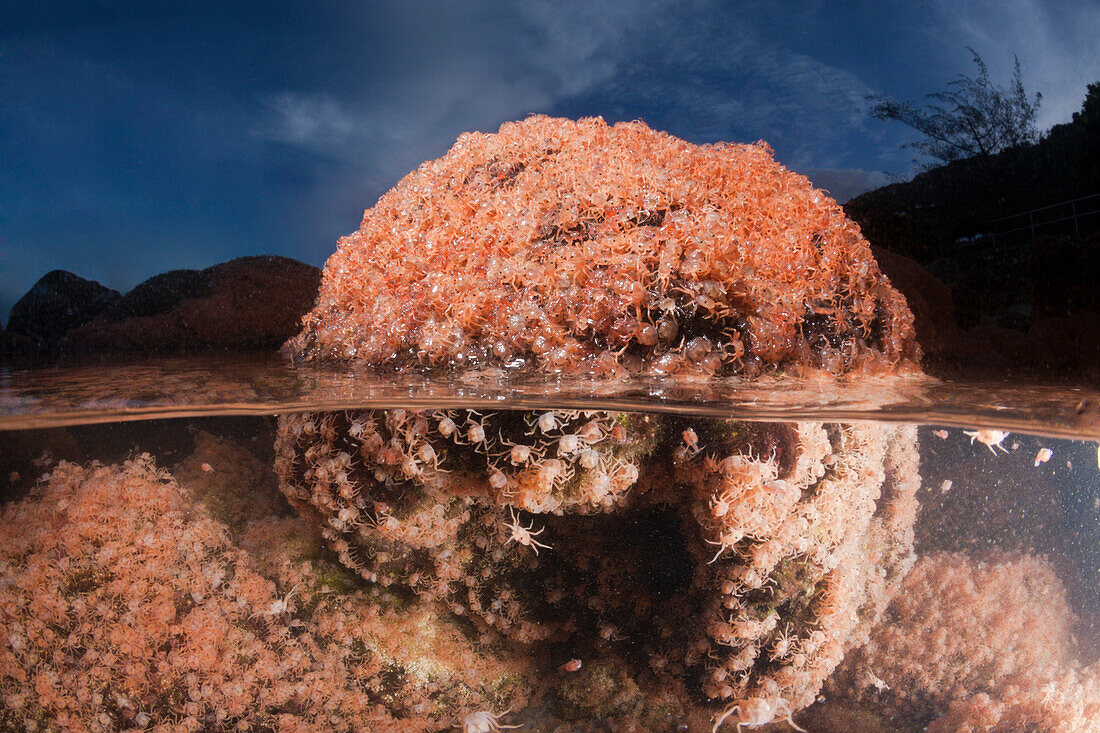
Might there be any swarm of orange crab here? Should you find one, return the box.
[288,115,920,377]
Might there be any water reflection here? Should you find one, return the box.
[1,352,1099,438]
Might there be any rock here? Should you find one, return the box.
[274,118,927,722]
[820,551,1085,732]
[5,270,120,347]
[870,242,1100,382]
[277,408,921,719]
[65,255,321,353]
[1026,312,1100,376]
[0,455,539,731]
[98,269,205,322]
[871,246,961,361]
[1031,233,1100,321]
[0,322,20,358]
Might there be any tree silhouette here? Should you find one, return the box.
[869,49,1041,165]
[1071,81,1100,129]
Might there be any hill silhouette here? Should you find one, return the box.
[845,81,1100,266]
[840,82,1100,382]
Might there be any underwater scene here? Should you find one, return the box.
[3,12,1100,730]
[2,387,1100,733]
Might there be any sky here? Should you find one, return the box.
[2,0,1098,324]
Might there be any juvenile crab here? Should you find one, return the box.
[963,429,1010,454]
[712,696,805,733]
[682,427,703,455]
[768,624,799,662]
[252,585,299,619]
[496,436,543,466]
[502,506,552,555]
[461,708,521,733]
[526,410,562,435]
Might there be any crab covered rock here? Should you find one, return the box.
[0,455,538,733]
[288,115,920,375]
[274,410,920,724]
[275,116,927,727]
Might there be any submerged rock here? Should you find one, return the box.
[275,410,920,725]
[0,453,538,732]
[289,115,920,376]
[816,551,1100,732]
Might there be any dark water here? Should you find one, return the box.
[2,354,1099,732]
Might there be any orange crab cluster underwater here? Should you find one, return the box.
[289,115,920,375]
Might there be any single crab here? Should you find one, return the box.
[503,506,552,555]
[461,708,522,733]
[712,696,805,733]
[964,429,1010,454]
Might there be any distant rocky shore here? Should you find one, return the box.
[1,255,320,359]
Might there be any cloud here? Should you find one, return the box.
[538,4,885,171]
[5,0,1096,324]
[247,1,685,209]
[931,0,1100,128]
[260,92,356,148]
[514,0,673,97]
[802,168,896,204]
